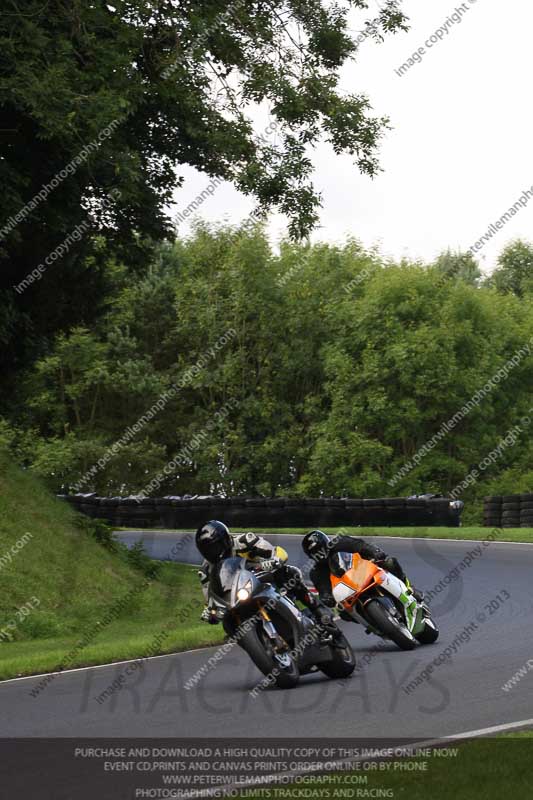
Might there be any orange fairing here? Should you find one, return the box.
[330,553,385,609]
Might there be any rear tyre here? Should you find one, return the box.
[365,599,417,651]
[239,623,300,689]
[318,632,356,679]
[415,617,439,644]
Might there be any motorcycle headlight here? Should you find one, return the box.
[236,579,253,602]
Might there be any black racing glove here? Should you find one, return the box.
[375,556,407,583]
[201,606,220,624]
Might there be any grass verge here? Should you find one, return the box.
[234,526,533,543]
[237,733,532,799]
[0,455,224,681]
[0,562,225,681]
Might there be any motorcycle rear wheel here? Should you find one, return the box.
[365,599,417,651]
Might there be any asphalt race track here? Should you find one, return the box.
[1,532,533,739]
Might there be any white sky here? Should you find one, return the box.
[169,0,532,274]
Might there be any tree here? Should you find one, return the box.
[0,0,408,393]
[7,224,533,506]
[299,263,533,497]
[491,240,533,297]
[434,249,482,286]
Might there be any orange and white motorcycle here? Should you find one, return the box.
[330,552,439,651]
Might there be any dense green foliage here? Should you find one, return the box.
[0,0,407,396]
[3,227,533,521]
[4,1,531,528]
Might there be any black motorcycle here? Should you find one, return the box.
[208,556,356,689]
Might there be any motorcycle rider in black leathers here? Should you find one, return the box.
[196,521,332,626]
[302,529,423,608]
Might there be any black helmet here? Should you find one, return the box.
[196,520,232,562]
[302,529,331,561]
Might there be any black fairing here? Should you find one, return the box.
[212,557,334,670]
[210,556,246,598]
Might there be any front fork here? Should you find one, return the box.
[375,572,419,632]
[258,606,285,649]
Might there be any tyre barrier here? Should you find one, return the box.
[58,494,463,529]
[483,494,533,528]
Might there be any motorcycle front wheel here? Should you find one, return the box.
[415,617,439,644]
[239,622,300,689]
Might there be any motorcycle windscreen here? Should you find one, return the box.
[330,552,354,577]
[331,552,380,601]
[211,557,245,596]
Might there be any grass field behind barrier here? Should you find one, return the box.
[120,526,533,544]
[232,526,533,543]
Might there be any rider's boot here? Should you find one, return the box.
[312,601,343,643]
